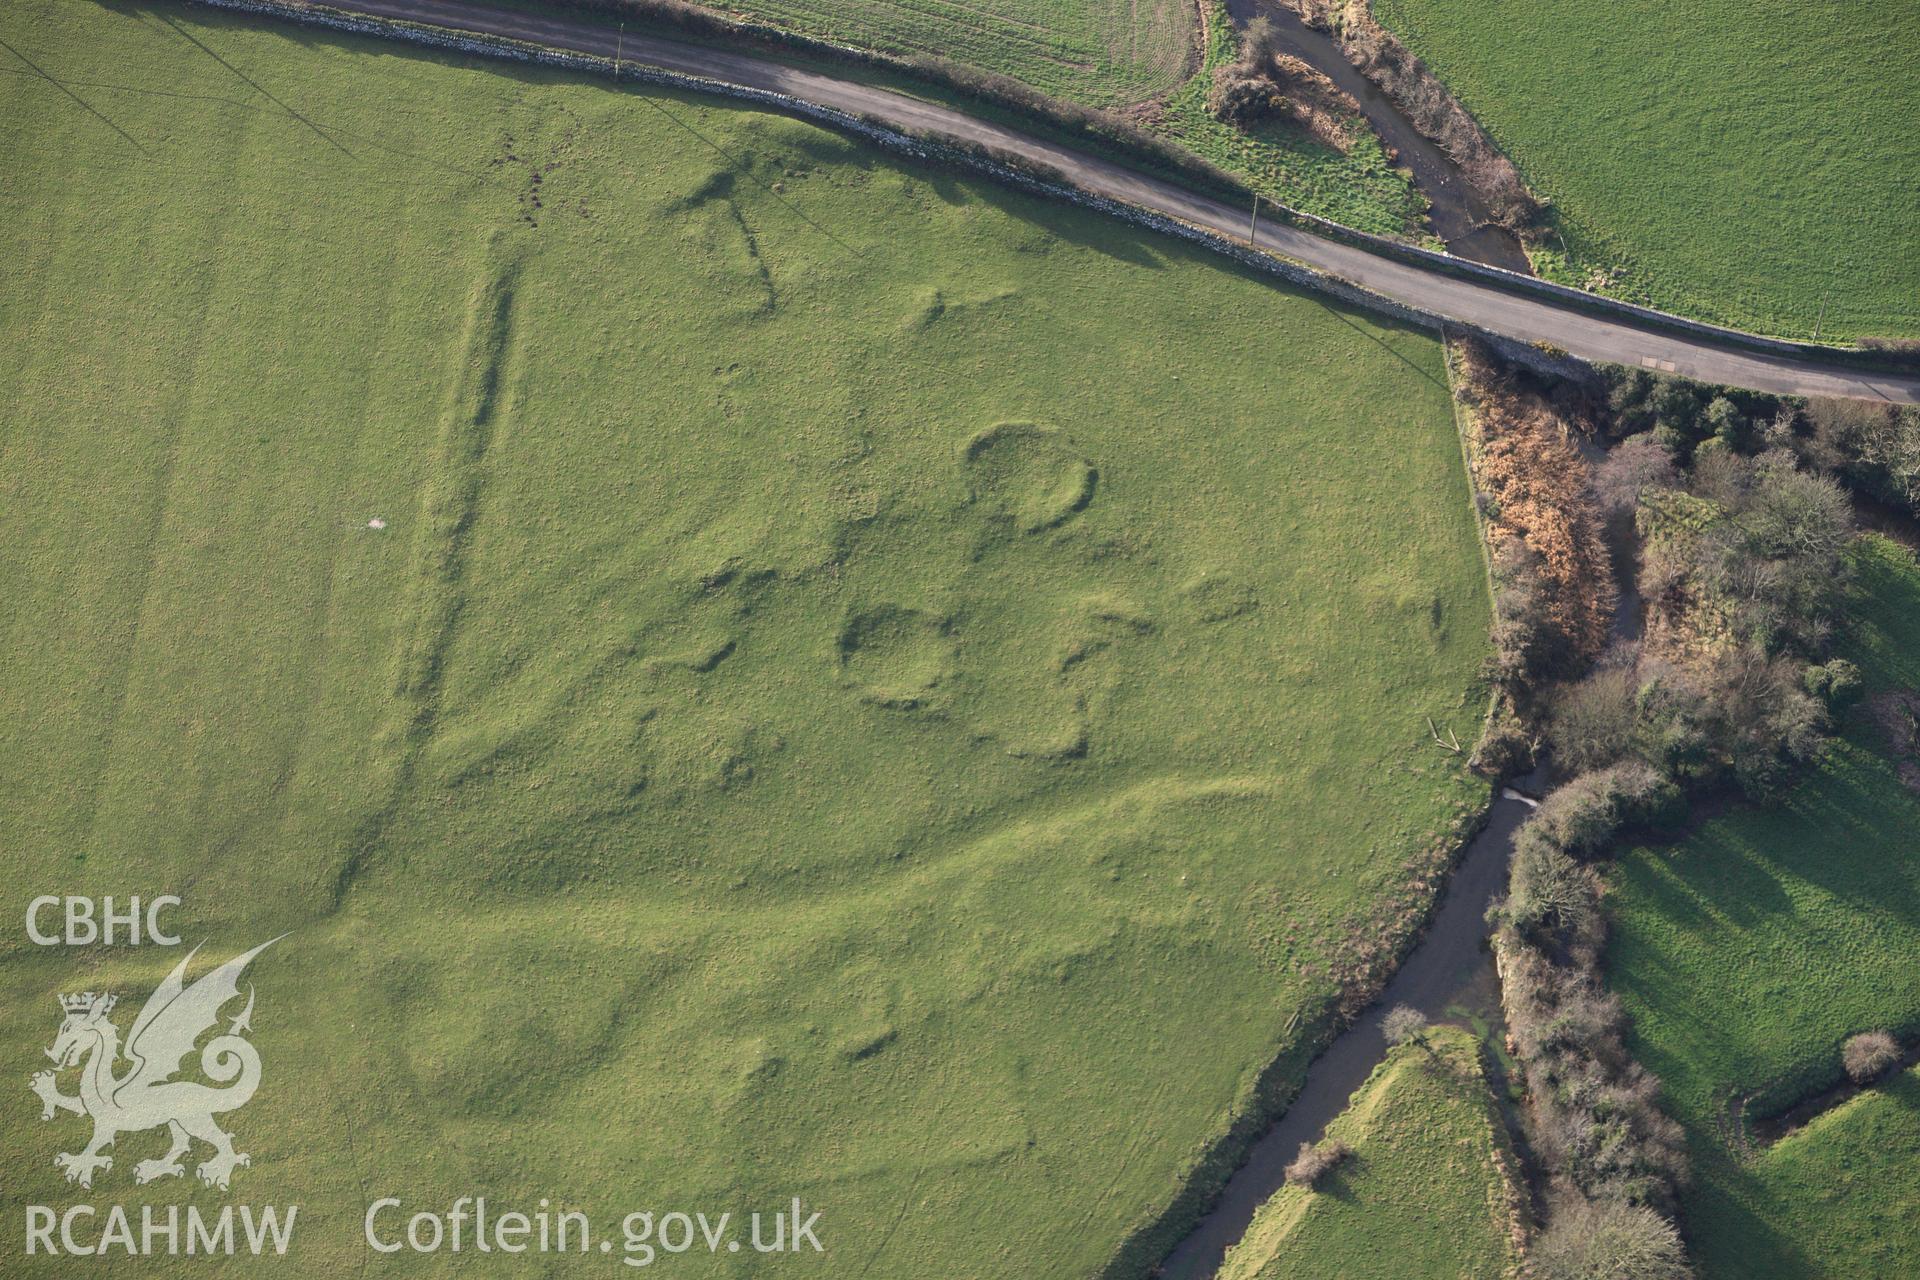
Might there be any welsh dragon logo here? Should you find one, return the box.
[30,939,279,1191]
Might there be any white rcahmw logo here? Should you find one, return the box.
[31,939,281,1192]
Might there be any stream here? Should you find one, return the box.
[1160,408,1661,1276]
[1156,771,1545,1280]
[1223,0,1534,273]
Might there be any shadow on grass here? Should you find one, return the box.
[1685,1150,1822,1280]
[1317,1165,1361,1205]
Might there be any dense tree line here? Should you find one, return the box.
[1461,352,1917,1280]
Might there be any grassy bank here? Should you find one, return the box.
[1375,0,1920,340]
[1219,1026,1525,1280]
[0,3,1491,1276]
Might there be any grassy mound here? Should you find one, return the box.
[1219,1026,1525,1280]
[1607,536,1920,1277]
[1375,0,1920,340]
[0,4,1491,1275]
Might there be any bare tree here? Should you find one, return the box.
[1282,1138,1352,1188]
[1548,664,1642,775]
[1535,1197,1691,1280]
[1843,1031,1901,1084]
[1508,835,1597,936]
[1242,15,1278,64]
[1594,433,1679,515]
[1382,1004,1428,1047]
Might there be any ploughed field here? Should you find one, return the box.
[0,3,1492,1275]
[1607,537,1920,1279]
[1376,0,1920,341]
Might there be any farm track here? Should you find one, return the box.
[215,0,1919,403]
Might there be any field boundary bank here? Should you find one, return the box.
[184,0,1590,388]
[1729,1035,1920,1151]
[175,0,1920,380]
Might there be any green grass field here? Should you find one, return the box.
[1606,536,1920,1278]
[0,3,1493,1275]
[719,0,1197,106]
[1374,0,1920,340]
[1218,1027,1524,1280]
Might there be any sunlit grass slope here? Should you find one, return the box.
[1608,537,1920,1278]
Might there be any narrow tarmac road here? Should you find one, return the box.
[253,0,1920,404]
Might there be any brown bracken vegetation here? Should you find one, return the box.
[1207,18,1364,152]
[1454,338,1616,696]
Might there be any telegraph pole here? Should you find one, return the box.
[1248,193,1259,246]
[615,22,624,78]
